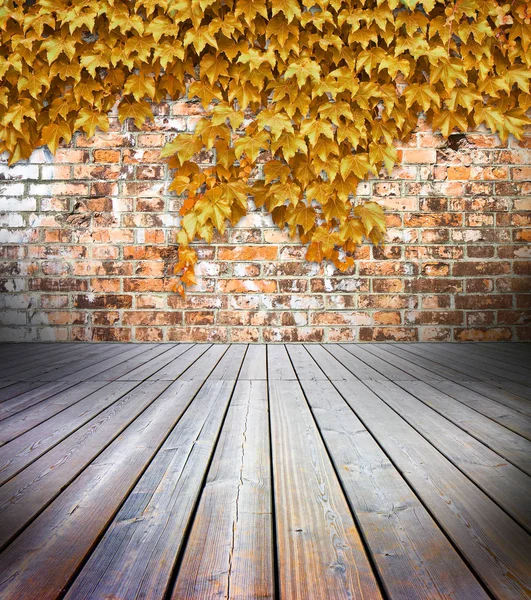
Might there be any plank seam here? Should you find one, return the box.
[287,345,389,600]
[300,345,497,600]
[161,344,251,600]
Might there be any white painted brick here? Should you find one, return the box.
[0,278,26,292]
[0,229,34,243]
[0,183,24,196]
[0,327,37,342]
[0,197,36,211]
[40,165,68,179]
[40,327,69,341]
[0,213,25,227]
[0,311,27,325]
[29,183,53,195]
[0,164,39,180]
[28,148,54,164]
[0,294,32,309]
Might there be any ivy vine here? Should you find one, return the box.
[1,0,530,293]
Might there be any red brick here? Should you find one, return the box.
[217,280,277,293]
[217,246,278,261]
[402,149,437,164]
[455,296,512,310]
[74,294,132,309]
[359,327,418,341]
[1,121,527,343]
[453,262,511,277]
[453,328,512,341]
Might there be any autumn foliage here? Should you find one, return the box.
[1,1,530,293]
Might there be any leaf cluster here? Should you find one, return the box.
[1,0,530,292]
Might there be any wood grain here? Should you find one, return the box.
[268,345,381,600]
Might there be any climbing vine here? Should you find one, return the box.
[1,1,530,293]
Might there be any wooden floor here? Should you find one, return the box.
[0,343,529,599]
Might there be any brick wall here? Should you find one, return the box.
[0,101,530,343]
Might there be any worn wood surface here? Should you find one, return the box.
[0,342,529,599]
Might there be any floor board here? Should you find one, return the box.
[0,342,529,599]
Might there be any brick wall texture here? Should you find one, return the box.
[0,101,530,343]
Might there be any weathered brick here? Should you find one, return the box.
[0,117,527,342]
[402,149,437,164]
[74,294,133,309]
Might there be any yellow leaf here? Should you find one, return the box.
[300,119,334,146]
[234,130,270,161]
[271,0,301,23]
[161,134,204,162]
[264,160,291,184]
[286,202,316,234]
[123,74,156,101]
[284,57,321,86]
[354,201,386,238]
[340,153,372,180]
[117,98,153,128]
[40,121,72,154]
[404,84,440,111]
[74,108,110,138]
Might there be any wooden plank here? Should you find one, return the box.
[0,381,50,403]
[391,344,499,383]
[492,381,531,401]
[239,344,267,380]
[171,380,273,599]
[0,343,49,361]
[297,376,488,600]
[0,380,171,548]
[304,344,357,381]
[209,344,247,379]
[147,344,214,381]
[7,343,126,381]
[7,345,124,382]
[178,345,228,381]
[267,344,298,380]
[172,378,272,600]
[116,343,194,380]
[326,344,389,380]
[358,344,444,382]
[0,382,18,391]
[414,344,530,382]
[286,344,327,381]
[452,344,531,370]
[268,346,381,600]
[65,346,247,600]
[55,344,157,381]
[339,343,417,381]
[380,344,482,382]
[0,381,139,486]
[64,379,243,600]
[0,380,108,445]
[458,381,531,416]
[366,380,531,531]
[481,343,531,362]
[425,379,531,441]
[328,379,531,599]
[30,344,140,382]
[0,346,228,600]
[0,349,65,376]
[0,344,79,373]
[0,347,226,488]
[0,381,74,421]
[385,343,489,382]
[396,380,531,475]
[428,343,531,376]
[88,343,177,381]
[397,344,528,384]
